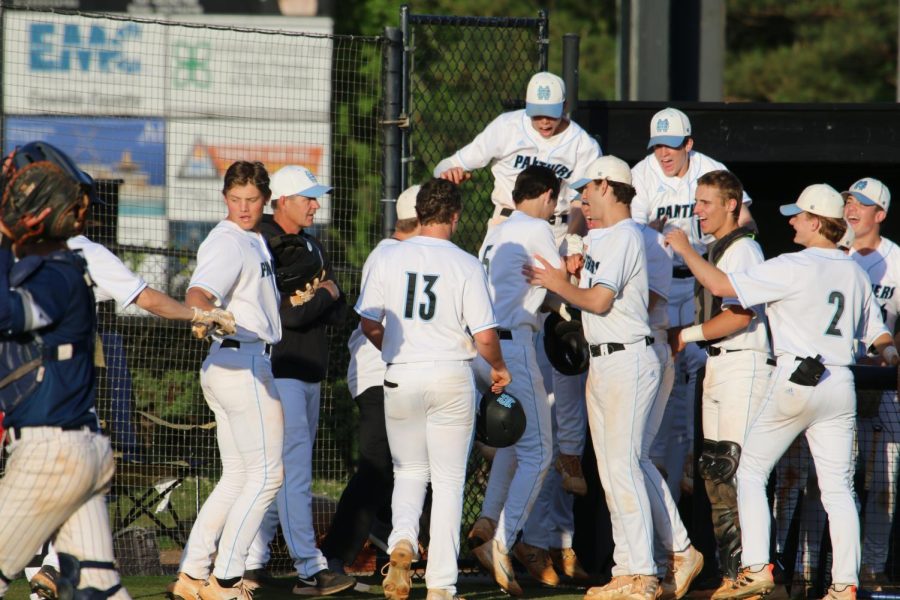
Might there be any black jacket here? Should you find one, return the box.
[259,215,347,382]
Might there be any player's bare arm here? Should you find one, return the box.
[135,286,195,321]
[185,286,218,311]
[678,306,754,353]
[871,332,900,365]
[359,316,384,351]
[525,253,616,315]
[664,229,736,298]
[472,328,511,392]
[438,167,472,185]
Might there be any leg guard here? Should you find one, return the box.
[57,554,121,600]
[700,441,743,579]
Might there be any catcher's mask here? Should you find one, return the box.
[476,390,526,448]
[0,141,94,245]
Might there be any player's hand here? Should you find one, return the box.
[490,365,512,393]
[668,327,686,355]
[439,167,471,185]
[565,254,584,277]
[190,307,236,339]
[664,228,691,256]
[648,215,668,233]
[523,254,568,293]
[319,279,339,300]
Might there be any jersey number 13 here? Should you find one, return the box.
[404,272,439,321]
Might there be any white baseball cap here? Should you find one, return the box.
[837,220,856,249]
[779,184,845,219]
[396,185,420,220]
[842,177,891,211]
[270,165,332,199]
[525,72,566,119]
[569,155,633,190]
[647,107,692,149]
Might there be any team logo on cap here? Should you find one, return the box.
[854,180,868,190]
[496,393,516,408]
[656,119,669,133]
[537,85,551,100]
[305,168,317,181]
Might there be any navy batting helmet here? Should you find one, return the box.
[476,390,526,448]
[543,310,589,376]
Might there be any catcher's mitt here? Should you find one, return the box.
[191,307,237,339]
[0,161,90,245]
[269,233,324,294]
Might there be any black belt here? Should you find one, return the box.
[707,346,777,366]
[673,266,693,278]
[221,339,273,354]
[590,336,653,357]
[498,329,513,340]
[6,424,92,440]
[499,208,514,217]
[548,214,569,225]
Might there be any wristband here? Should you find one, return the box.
[680,324,706,344]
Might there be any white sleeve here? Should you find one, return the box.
[728,255,797,309]
[433,114,506,176]
[592,229,641,294]
[462,262,498,334]
[188,234,243,303]
[861,287,891,349]
[630,162,652,224]
[68,235,147,306]
[354,256,386,323]
[719,240,764,309]
[646,233,673,299]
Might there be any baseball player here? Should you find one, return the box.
[241,165,354,595]
[0,144,131,600]
[842,177,900,589]
[632,108,754,498]
[665,183,898,600]
[356,178,511,600]
[667,170,773,598]
[526,156,664,600]
[434,71,601,242]
[169,161,284,600]
[465,165,560,594]
[320,185,421,574]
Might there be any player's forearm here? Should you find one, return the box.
[185,287,216,312]
[360,317,384,351]
[135,287,194,321]
[551,280,614,315]
[697,307,753,341]
[473,329,505,370]
[680,246,735,298]
[871,332,899,365]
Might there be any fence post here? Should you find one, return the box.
[382,26,403,239]
[562,33,580,116]
[538,9,549,71]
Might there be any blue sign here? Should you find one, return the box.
[29,22,142,73]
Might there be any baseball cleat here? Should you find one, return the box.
[660,545,704,600]
[30,565,60,600]
[197,576,252,600]
[382,539,414,600]
[822,584,857,600]
[472,539,523,597]
[584,574,661,600]
[166,572,206,600]
[716,565,775,599]
[556,453,588,496]
[513,541,559,586]
[466,516,497,550]
[550,547,591,582]
[293,568,356,596]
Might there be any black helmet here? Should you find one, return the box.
[543,309,589,376]
[475,390,526,448]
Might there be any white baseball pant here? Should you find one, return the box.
[476,333,553,552]
[738,358,859,586]
[0,428,129,599]
[586,344,661,576]
[247,378,328,577]
[384,361,476,595]
[702,350,772,444]
[179,343,284,580]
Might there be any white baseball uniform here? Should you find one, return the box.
[474,211,558,553]
[849,236,900,575]
[638,224,694,574]
[355,235,496,595]
[729,247,889,586]
[179,220,285,581]
[702,236,773,444]
[433,110,601,240]
[581,219,661,576]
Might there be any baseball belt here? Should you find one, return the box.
[589,336,653,357]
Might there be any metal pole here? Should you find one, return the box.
[562,33,580,117]
[537,9,549,71]
[382,25,403,238]
[400,5,411,195]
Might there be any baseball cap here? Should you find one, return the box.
[647,107,692,149]
[842,177,891,211]
[270,165,332,199]
[837,220,856,249]
[569,155,633,190]
[396,185,420,220]
[525,72,566,119]
[779,184,844,219]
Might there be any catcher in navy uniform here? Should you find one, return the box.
[0,142,132,600]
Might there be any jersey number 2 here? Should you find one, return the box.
[825,291,844,337]
[404,272,438,321]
